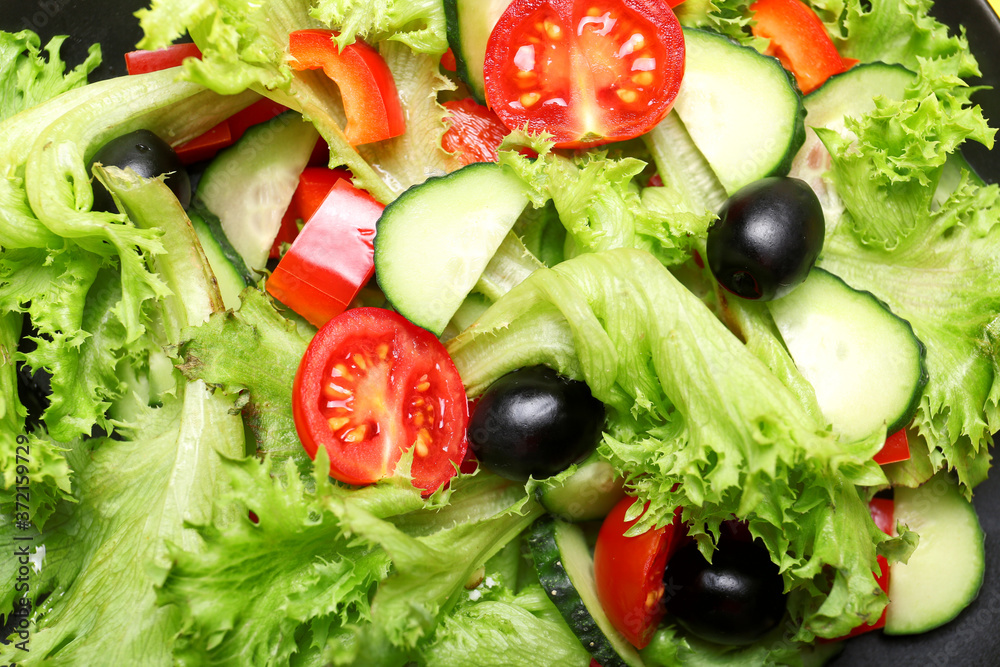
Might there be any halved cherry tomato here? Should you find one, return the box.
[874,428,910,465]
[267,179,382,327]
[124,42,202,74]
[441,99,511,165]
[269,167,351,258]
[292,307,469,493]
[594,496,685,648]
[484,0,685,148]
[750,0,847,94]
[288,30,406,146]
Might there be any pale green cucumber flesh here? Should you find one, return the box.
[528,517,645,667]
[672,28,805,195]
[196,111,318,274]
[188,208,250,311]
[885,473,985,634]
[374,162,529,335]
[767,268,926,441]
[537,459,626,522]
[444,0,514,103]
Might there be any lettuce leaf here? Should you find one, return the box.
[448,248,903,639]
[675,0,767,50]
[0,30,100,122]
[309,0,448,55]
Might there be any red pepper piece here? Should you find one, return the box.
[750,0,847,94]
[174,121,232,165]
[269,167,351,258]
[266,179,383,327]
[874,429,910,466]
[440,47,457,71]
[288,30,406,146]
[124,42,202,74]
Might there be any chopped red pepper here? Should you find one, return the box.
[124,42,202,74]
[227,98,289,142]
[440,47,457,71]
[269,167,351,258]
[288,30,406,146]
[174,122,232,165]
[750,0,847,94]
[874,429,911,466]
[266,179,383,327]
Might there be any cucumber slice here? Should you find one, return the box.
[767,268,927,442]
[188,206,252,311]
[528,516,645,667]
[885,473,985,634]
[196,111,318,274]
[643,111,727,215]
[374,162,529,335]
[672,28,805,195]
[536,459,626,522]
[444,0,514,103]
[789,62,915,212]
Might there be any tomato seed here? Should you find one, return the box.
[543,20,563,40]
[416,381,431,392]
[631,71,654,86]
[616,88,638,104]
[414,429,431,457]
[333,363,351,378]
[343,425,368,442]
[323,383,350,400]
[353,353,367,370]
[520,92,541,107]
[328,416,350,431]
[414,412,425,427]
[376,343,389,359]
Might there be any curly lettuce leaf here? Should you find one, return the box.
[310,0,448,54]
[177,287,314,467]
[0,30,100,122]
[448,248,901,639]
[675,0,767,50]
[0,381,245,666]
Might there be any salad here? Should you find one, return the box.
[2,0,999,665]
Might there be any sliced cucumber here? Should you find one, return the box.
[885,473,985,634]
[196,111,318,274]
[474,231,544,302]
[374,162,529,335]
[789,62,915,207]
[188,203,253,311]
[443,0,514,103]
[528,516,645,667]
[672,28,805,195]
[536,459,626,522]
[643,111,727,215]
[767,268,927,442]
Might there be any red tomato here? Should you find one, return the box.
[267,179,382,327]
[874,428,910,465]
[484,0,685,148]
[124,42,202,74]
[441,99,511,165]
[750,0,847,94]
[269,167,351,258]
[292,307,469,493]
[593,496,684,648]
[288,30,406,146]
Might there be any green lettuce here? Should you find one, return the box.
[447,248,904,640]
[309,0,448,54]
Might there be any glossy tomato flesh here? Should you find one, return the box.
[593,496,684,648]
[267,179,382,327]
[484,0,685,148]
[441,98,511,165]
[293,308,469,493]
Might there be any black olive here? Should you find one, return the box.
[89,129,190,212]
[706,176,824,301]
[664,539,787,645]
[467,366,605,481]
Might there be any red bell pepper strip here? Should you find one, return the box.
[440,47,457,71]
[124,42,202,74]
[269,167,351,258]
[750,0,847,94]
[227,98,290,142]
[288,30,406,146]
[174,122,232,165]
[874,428,911,465]
[266,179,383,327]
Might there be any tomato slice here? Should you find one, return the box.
[441,98,511,165]
[288,30,406,146]
[484,0,685,148]
[292,307,469,493]
[267,179,382,327]
[593,496,684,648]
[750,0,847,94]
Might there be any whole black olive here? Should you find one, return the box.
[89,129,190,212]
[706,176,824,301]
[467,366,605,481]
[664,539,787,645]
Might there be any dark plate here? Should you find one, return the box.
[1,1,998,665]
